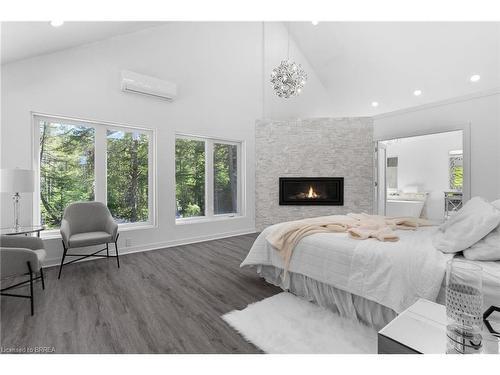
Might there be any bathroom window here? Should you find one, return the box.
[449,150,463,191]
[386,157,398,190]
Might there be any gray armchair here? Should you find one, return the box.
[58,201,119,279]
[0,235,46,315]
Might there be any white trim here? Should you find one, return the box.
[373,88,500,120]
[175,132,243,144]
[94,126,107,203]
[40,227,256,268]
[206,140,214,217]
[40,222,156,240]
[31,113,157,228]
[175,213,242,225]
[31,111,155,132]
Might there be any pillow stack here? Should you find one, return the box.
[433,197,500,260]
[463,199,500,261]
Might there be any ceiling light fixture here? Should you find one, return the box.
[270,23,308,98]
[311,21,319,26]
[470,74,481,82]
[413,89,422,96]
[50,20,64,27]
[371,101,379,108]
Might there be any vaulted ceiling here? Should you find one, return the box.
[1,21,163,65]
[2,21,499,116]
[289,22,500,115]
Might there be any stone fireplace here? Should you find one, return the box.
[279,177,344,205]
[255,118,373,231]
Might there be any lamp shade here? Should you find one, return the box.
[0,169,35,193]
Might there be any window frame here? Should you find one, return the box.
[32,113,157,237]
[175,133,244,224]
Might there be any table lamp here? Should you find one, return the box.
[1,169,35,231]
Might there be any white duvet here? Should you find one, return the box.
[241,223,453,313]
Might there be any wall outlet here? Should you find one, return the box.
[125,238,132,247]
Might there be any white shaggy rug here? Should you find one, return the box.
[222,292,377,354]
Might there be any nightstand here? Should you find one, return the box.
[378,298,499,354]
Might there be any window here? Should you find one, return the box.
[107,130,150,224]
[39,121,95,228]
[214,143,238,215]
[175,138,206,218]
[175,135,241,221]
[449,150,463,191]
[34,115,154,230]
[386,157,398,191]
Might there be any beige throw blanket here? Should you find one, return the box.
[266,213,433,272]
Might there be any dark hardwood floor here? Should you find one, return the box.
[0,233,280,353]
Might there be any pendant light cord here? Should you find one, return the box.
[287,22,290,60]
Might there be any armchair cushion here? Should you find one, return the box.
[1,235,46,278]
[68,231,113,248]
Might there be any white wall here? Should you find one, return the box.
[385,131,463,221]
[374,92,500,203]
[1,22,266,265]
[0,22,336,266]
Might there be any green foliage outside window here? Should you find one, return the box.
[214,143,238,214]
[450,166,463,190]
[39,121,150,229]
[175,139,206,218]
[39,122,95,228]
[107,130,149,223]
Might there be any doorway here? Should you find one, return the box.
[375,130,468,222]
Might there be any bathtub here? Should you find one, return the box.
[386,199,425,218]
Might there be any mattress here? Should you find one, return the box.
[242,222,452,313]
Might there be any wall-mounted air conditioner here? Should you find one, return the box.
[121,70,177,101]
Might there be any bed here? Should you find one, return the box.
[241,220,500,330]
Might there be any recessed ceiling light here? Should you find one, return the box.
[371,101,379,108]
[50,21,64,27]
[413,89,422,96]
[470,74,481,82]
[311,21,319,26]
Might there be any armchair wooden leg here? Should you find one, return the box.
[40,267,45,290]
[27,262,34,316]
[106,243,109,257]
[58,241,68,279]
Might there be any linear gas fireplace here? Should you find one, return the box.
[279,177,344,206]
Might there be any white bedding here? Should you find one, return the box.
[241,222,453,313]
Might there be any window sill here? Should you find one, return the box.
[175,214,243,225]
[40,222,156,240]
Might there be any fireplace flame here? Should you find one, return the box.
[307,186,319,198]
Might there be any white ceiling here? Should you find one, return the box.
[290,22,500,115]
[1,21,499,116]
[1,21,165,65]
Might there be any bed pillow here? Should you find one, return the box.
[463,199,500,260]
[432,197,500,253]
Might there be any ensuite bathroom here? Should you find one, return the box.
[378,130,464,222]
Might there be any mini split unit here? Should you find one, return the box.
[121,70,177,101]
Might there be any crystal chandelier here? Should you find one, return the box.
[270,23,307,98]
[270,60,307,98]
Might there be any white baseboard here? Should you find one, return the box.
[42,227,257,268]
